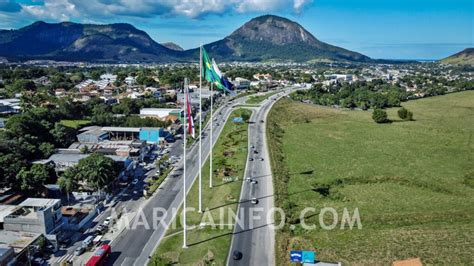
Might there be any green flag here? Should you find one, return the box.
[201,47,225,90]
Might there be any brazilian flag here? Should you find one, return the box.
[202,47,234,94]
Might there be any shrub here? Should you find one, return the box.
[372,109,389,123]
[398,107,408,119]
[398,107,414,121]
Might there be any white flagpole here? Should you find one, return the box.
[198,45,203,213]
[209,82,213,188]
[182,78,188,249]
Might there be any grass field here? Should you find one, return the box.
[246,91,278,104]
[267,91,474,265]
[59,119,91,129]
[149,108,252,265]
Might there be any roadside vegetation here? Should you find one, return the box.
[246,91,278,104]
[267,91,474,265]
[149,108,252,265]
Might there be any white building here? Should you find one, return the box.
[140,108,182,120]
[124,76,136,86]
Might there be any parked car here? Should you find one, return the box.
[103,216,112,226]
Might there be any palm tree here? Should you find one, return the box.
[58,167,79,203]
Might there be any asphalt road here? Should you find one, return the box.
[107,94,250,266]
[228,87,301,266]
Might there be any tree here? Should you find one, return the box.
[241,112,250,122]
[75,153,118,191]
[50,123,76,147]
[407,111,414,121]
[90,70,102,81]
[58,167,80,202]
[372,109,389,123]
[0,153,27,189]
[11,79,36,92]
[39,142,55,158]
[18,164,55,195]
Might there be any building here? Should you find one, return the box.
[77,126,109,143]
[324,74,353,82]
[3,198,62,235]
[233,77,250,90]
[140,108,182,121]
[124,76,136,86]
[0,99,20,115]
[99,74,117,83]
[46,152,130,172]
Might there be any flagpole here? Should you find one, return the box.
[182,78,188,249]
[209,82,213,188]
[198,44,203,213]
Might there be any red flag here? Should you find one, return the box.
[185,87,195,138]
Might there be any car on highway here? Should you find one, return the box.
[253,150,259,154]
[131,179,139,185]
[232,250,243,260]
[251,180,258,185]
[249,158,254,161]
[103,216,112,226]
[251,197,259,204]
[250,145,255,149]
[75,246,86,256]
[245,177,252,182]
[259,158,264,161]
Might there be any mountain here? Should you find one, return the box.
[0,16,371,63]
[0,21,181,63]
[440,48,474,65]
[183,15,371,62]
[161,42,184,51]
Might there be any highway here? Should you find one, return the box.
[107,94,250,266]
[228,87,300,266]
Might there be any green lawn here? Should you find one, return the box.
[149,108,252,265]
[267,91,474,265]
[59,119,91,129]
[246,91,278,104]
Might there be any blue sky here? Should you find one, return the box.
[0,0,472,59]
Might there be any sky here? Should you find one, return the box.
[0,0,472,59]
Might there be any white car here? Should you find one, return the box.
[103,216,112,226]
[251,198,259,204]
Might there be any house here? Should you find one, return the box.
[100,74,117,83]
[124,76,136,86]
[3,198,62,235]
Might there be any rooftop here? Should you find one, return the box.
[102,127,141,133]
[19,198,60,208]
[48,153,127,163]
[0,230,40,253]
[0,205,17,223]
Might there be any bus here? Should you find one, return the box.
[85,244,111,266]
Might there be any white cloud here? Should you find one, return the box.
[15,0,313,22]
